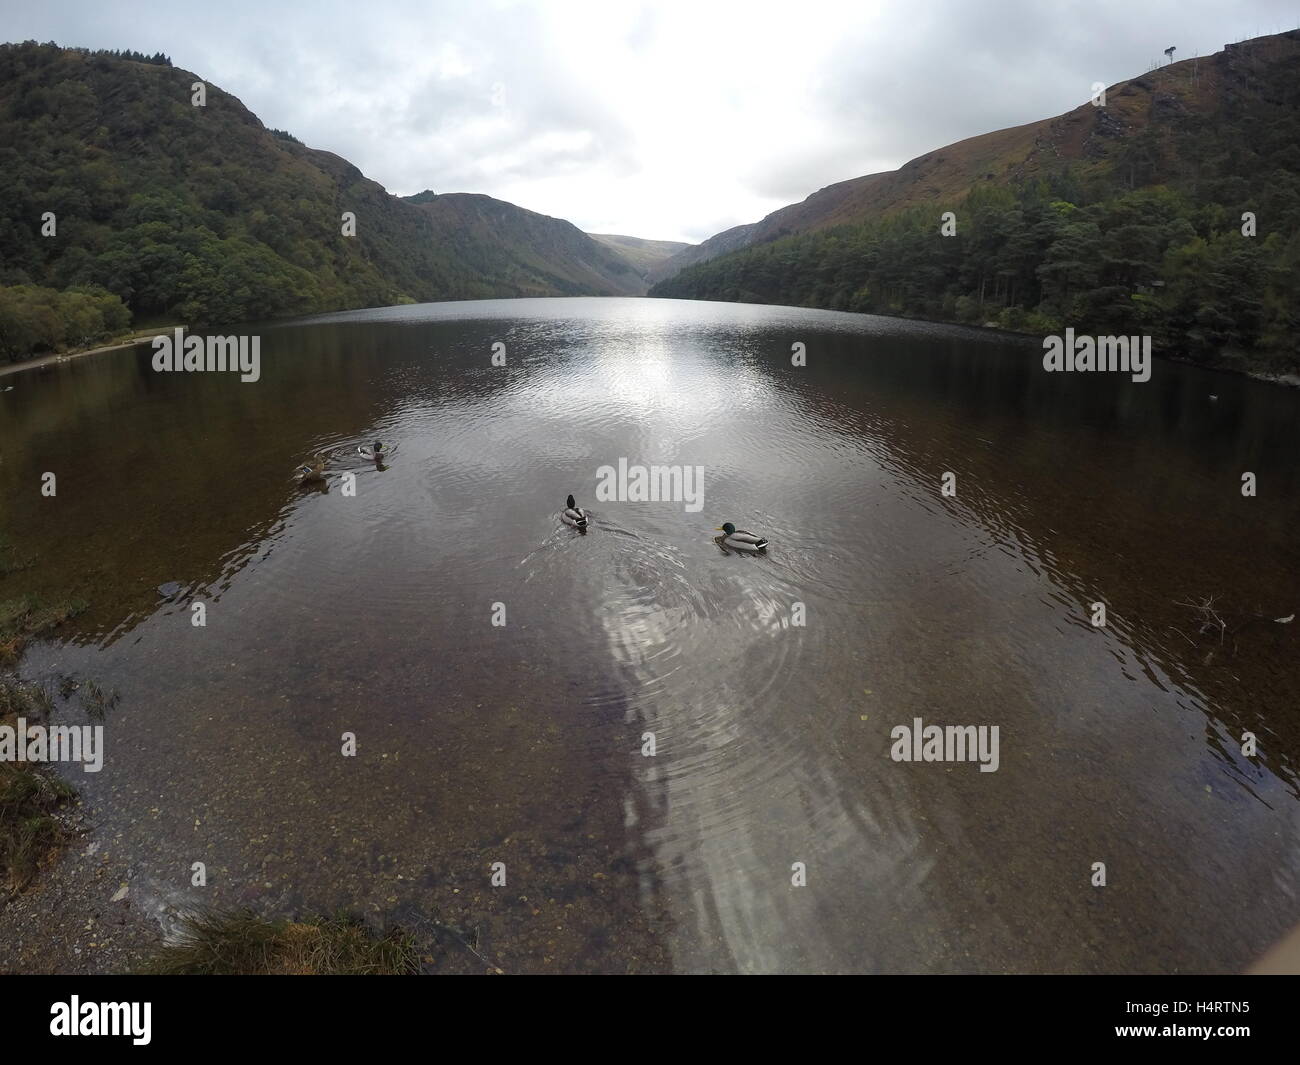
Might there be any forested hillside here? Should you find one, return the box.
[652,32,1300,375]
[0,42,640,362]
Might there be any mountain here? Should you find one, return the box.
[587,233,691,289]
[0,41,644,359]
[653,31,1300,288]
[404,193,643,297]
[652,124,1064,284]
[646,223,753,285]
[652,30,1300,375]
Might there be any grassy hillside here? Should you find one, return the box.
[588,233,691,288]
[0,42,642,361]
[651,31,1300,375]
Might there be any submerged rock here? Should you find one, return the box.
[156,582,183,600]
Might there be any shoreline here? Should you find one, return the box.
[4,302,1298,390]
[0,325,188,380]
[780,303,1300,388]
[0,335,150,379]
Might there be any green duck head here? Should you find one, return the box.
[718,522,737,536]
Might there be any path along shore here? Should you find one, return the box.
[0,330,181,380]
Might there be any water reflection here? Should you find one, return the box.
[1,297,1296,973]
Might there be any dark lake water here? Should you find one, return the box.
[2,296,1298,973]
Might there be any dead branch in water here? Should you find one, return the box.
[1175,595,1228,643]
[1174,596,1294,658]
[405,912,507,974]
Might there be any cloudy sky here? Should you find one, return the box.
[4,0,1297,242]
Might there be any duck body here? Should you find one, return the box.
[293,456,326,485]
[562,494,588,528]
[717,522,767,552]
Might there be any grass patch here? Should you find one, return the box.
[0,553,94,898]
[0,762,75,896]
[0,533,32,578]
[142,910,421,975]
[0,676,54,720]
[0,594,87,665]
[78,679,119,720]
[0,675,76,897]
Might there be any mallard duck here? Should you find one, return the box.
[562,494,588,528]
[293,455,326,485]
[716,522,768,552]
[358,440,387,461]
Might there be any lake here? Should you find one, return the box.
[2,296,1298,973]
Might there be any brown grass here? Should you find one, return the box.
[0,675,75,897]
[0,595,87,666]
[141,910,421,975]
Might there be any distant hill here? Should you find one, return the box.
[0,41,646,352]
[588,233,691,289]
[646,224,753,285]
[652,30,1300,374]
[406,193,643,297]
